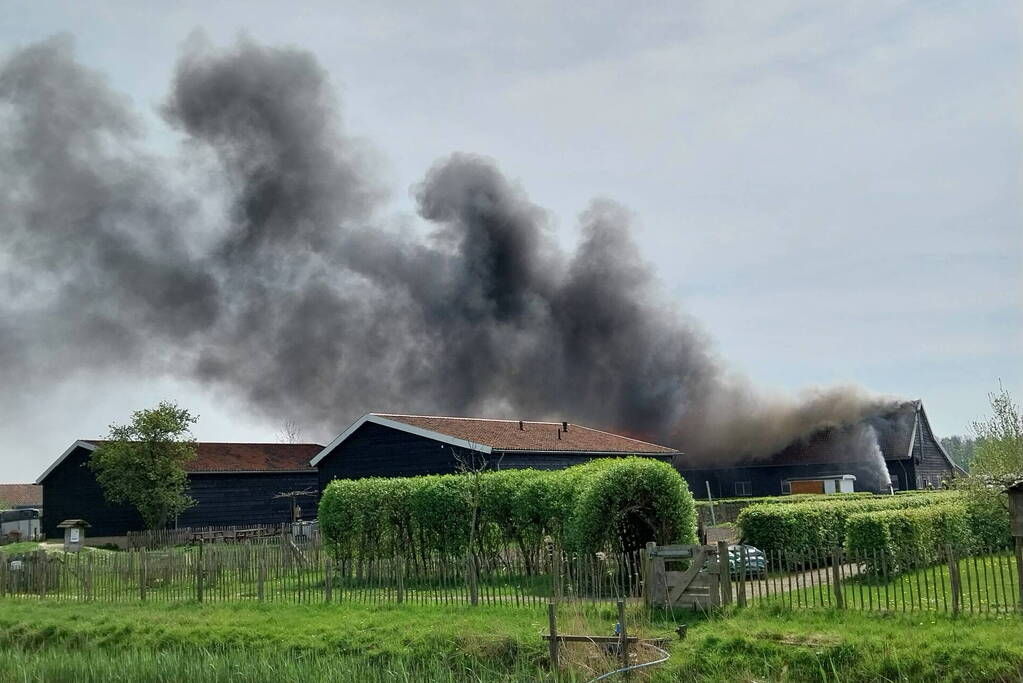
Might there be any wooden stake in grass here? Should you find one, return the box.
[617,599,628,672]
[831,547,844,609]
[717,540,732,606]
[547,602,560,676]
[946,545,961,616]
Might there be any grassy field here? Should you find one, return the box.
[0,542,44,554]
[0,599,1021,681]
[754,551,1022,616]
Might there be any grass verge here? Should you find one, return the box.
[0,599,1020,681]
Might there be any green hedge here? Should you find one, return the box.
[696,492,875,508]
[319,457,696,560]
[845,503,971,573]
[735,492,960,550]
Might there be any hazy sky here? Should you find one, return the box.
[2,1,1020,482]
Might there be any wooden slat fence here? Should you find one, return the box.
[0,542,642,609]
[709,542,1022,618]
[1,540,1019,618]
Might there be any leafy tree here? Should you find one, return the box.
[940,435,977,471]
[955,386,1022,545]
[969,386,1023,490]
[89,401,198,529]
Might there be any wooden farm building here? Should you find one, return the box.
[680,400,964,498]
[35,414,676,542]
[37,441,322,539]
[312,413,678,491]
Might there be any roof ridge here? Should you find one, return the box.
[84,440,324,447]
[375,413,562,425]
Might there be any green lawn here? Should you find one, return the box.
[1,598,1021,681]
[0,541,42,554]
[752,552,1021,616]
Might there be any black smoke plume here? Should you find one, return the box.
[0,35,901,465]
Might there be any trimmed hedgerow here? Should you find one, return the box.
[319,457,696,560]
[695,492,875,508]
[845,504,971,573]
[736,492,960,550]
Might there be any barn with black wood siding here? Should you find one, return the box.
[312,413,678,490]
[37,441,322,540]
[678,400,964,498]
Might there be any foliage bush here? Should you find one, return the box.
[736,492,959,550]
[319,457,696,560]
[845,503,971,573]
[696,492,875,508]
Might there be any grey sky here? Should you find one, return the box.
[1,1,1020,482]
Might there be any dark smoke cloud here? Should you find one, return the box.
[0,35,901,466]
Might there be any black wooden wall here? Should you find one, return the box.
[910,413,958,488]
[316,422,468,490]
[680,459,909,500]
[316,421,673,491]
[41,446,318,538]
[178,472,319,528]
[41,445,144,539]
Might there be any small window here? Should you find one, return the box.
[781,479,792,495]
[734,481,752,497]
[890,474,901,491]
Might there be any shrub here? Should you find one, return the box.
[319,457,695,560]
[567,458,697,552]
[696,492,875,508]
[962,494,1012,551]
[845,503,971,573]
[736,492,959,551]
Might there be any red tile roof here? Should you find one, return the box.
[82,442,322,473]
[374,414,678,454]
[0,484,42,507]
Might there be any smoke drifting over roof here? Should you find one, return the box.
[0,35,901,464]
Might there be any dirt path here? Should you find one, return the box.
[739,562,863,601]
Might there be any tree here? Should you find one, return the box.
[940,435,978,471]
[277,419,303,444]
[956,385,1022,547]
[969,385,1023,490]
[89,401,198,530]
[453,445,488,606]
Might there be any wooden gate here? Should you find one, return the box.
[643,542,727,609]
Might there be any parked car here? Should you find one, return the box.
[728,544,767,577]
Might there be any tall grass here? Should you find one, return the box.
[0,648,557,682]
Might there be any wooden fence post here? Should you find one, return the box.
[617,599,629,671]
[717,540,733,606]
[1015,537,1023,614]
[831,547,844,609]
[85,553,94,601]
[466,552,479,606]
[945,545,960,616]
[257,556,266,602]
[324,558,332,604]
[552,545,562,604]
[736,546,747,607]
[547,602,560,676]
[37,551,45,598]
[396,555,405,604]
[196,545,204,603]
[641,543,653,606]
[139,550,146,602]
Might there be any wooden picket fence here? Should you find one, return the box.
[125,523,309,549]
[1,539,1019,617]
[648,541,1023,618]
[0,542,642,608]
